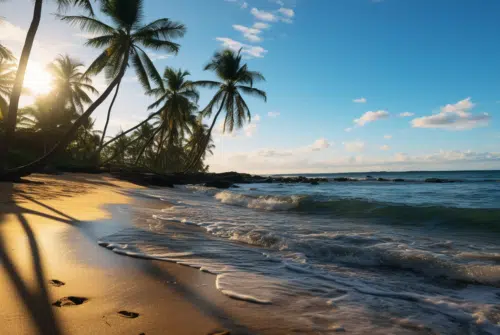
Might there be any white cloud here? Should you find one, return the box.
[343,140,365,152]
[241,2,248,9]
[233,24,263,42]
[147,52,170,61]
[0,21,28,43]
[216,37,268,58]
[251,8,277,22]
[394,153,409,162]
[411,98,490,130]
[353,97,367,103]
[254,114,261,121]
[309,138,331,151]
[207,147,500,174]
[384,135,392,139]
[74,32,100,39]
[344,127,353,132]
[399,112,414,117]
[380,145,391,151]
[256,149,293,157]
[278,7,295,17]
[268,111,280,117]
[253,22,271,29]
[354,110,389,126]
[244,123,258,137]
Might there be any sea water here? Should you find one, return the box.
[99,170,500,334]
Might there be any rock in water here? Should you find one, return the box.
[204,180,233,189]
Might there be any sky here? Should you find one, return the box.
[1,0,499,173]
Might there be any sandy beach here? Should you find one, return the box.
[0,174,290,335]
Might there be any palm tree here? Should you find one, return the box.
[70,116,101,160]
[104,130,130,165]
[47,54,98,122]
[186,49,267,171]
[130,121,161,165]
[1,0,95,168]
[0,44,14,62]
[20,96,58,153]
[3,0,185,178]
[62,0,186,151]
[147,67,199,160]
[185,120,214,172]
[0,59,15,121]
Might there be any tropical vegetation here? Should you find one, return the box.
[0,0,267,179]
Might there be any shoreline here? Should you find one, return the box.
[0,173,291,335]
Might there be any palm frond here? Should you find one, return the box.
[60,15,115,35]
[236,85,267,102]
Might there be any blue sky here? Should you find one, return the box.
[1,0,499,173]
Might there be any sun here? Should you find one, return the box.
[23,61,53,96]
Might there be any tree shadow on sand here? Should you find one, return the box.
[0,181,82,335]
[0,176,254,335]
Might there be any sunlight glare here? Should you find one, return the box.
[24,62,53,95]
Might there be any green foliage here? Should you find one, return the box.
[0,59,15,120]
[0,2,266,175]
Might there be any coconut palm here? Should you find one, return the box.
[147,67,199,159]
[130,121,161,165]
[0,45,14,62]
[47,54,98,121]
[186,49,267,171]
[1,0,95,167]
[0,59,15,121]
[4,0,185,177]
[20,96,59,153]
[62,0,186,151]
[70,117,101,160]
[185,120,214,172]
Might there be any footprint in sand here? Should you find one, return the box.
[118,310,140,318]
[49,279,65,287]
[52,296,88,307]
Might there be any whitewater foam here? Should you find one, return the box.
[97,179,500,334]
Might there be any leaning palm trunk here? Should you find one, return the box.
[1,0,43,167]
[101,135,142,166]
[97,111,161,157]
[185,96,226,172]
[134,122,165,166]
[98,81,121,151]
[154,128,169,165]
[1,52,130,179]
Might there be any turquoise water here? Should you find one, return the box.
[100,170,500,334]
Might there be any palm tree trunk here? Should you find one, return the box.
[98,81,121,150]
[82,130,88,160]
[154,128,167,163]
[0,0,43,168]
[101,135,142,166]
[98,111,160,154]
[1,52,130,179]
[134,125,163,166]
[185,95,226,172]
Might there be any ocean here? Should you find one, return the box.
[100,170,500,334]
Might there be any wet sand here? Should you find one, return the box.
[0,173,292,335]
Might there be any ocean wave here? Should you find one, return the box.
[214,191,301,211]
[205,190,500,229]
